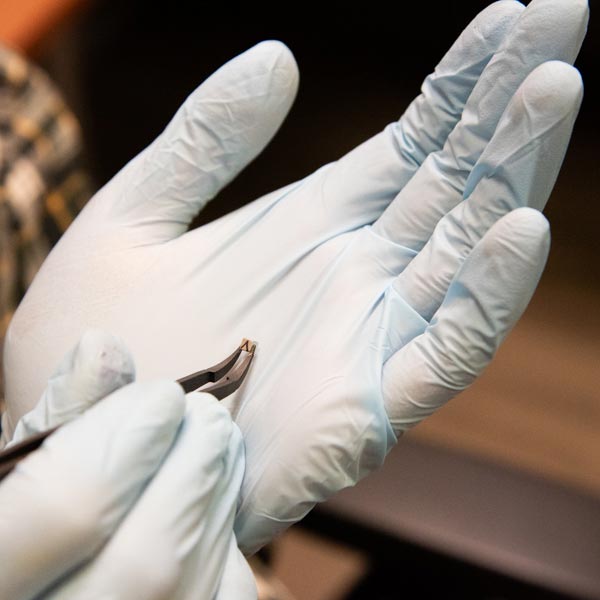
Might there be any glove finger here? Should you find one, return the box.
[0,380,185,600]
[45,394,246,600]
[99,40,298,242]
[394,61,582,321]
[382,208,549,435]
[320,1,523,224]
[4,329,135,447]
[373,0,588,248]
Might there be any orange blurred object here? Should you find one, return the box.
[0,0,83,55]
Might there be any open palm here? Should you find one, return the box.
[3,0,587,553]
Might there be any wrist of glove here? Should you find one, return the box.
[0,330,256,600]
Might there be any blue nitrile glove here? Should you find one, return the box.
[3,0,588,554]
[0,330,254,600]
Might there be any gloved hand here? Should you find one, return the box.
[3,0,588,554]
[0,330,254,600]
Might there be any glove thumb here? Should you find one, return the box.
[2,329,135,447]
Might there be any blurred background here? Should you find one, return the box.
[1,0,598,598]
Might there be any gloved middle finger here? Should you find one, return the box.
[372,0,588,249]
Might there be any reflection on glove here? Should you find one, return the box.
[0,331,254,600]
[4,0,588,554]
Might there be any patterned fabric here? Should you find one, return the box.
[0,44,92,413]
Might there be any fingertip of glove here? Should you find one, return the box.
[185,392,234,429]
[122,379,186,426]
[145,378,186,404]
[525,0,588,21]
[545,0,589,25]
[520,61,583,119]
[77,328,136,388]
[473,1,525,40]
[489,208,551,266]
[483,1,525,20]
[518,0,589,62]
[247,40,299,96]
[250,40,296,67]
[503,206,549,231]
[181,39,298,146]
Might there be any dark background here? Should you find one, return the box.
[43,0,599,290]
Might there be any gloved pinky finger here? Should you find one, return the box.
[382,208,549,435]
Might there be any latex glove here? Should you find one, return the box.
[0,331,254,600]
[3,0,588,554]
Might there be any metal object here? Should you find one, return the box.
[178,338,256,398]
[0,338,257,483]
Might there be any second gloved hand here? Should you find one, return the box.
[0,331,254,600]
[3,0,588,553]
